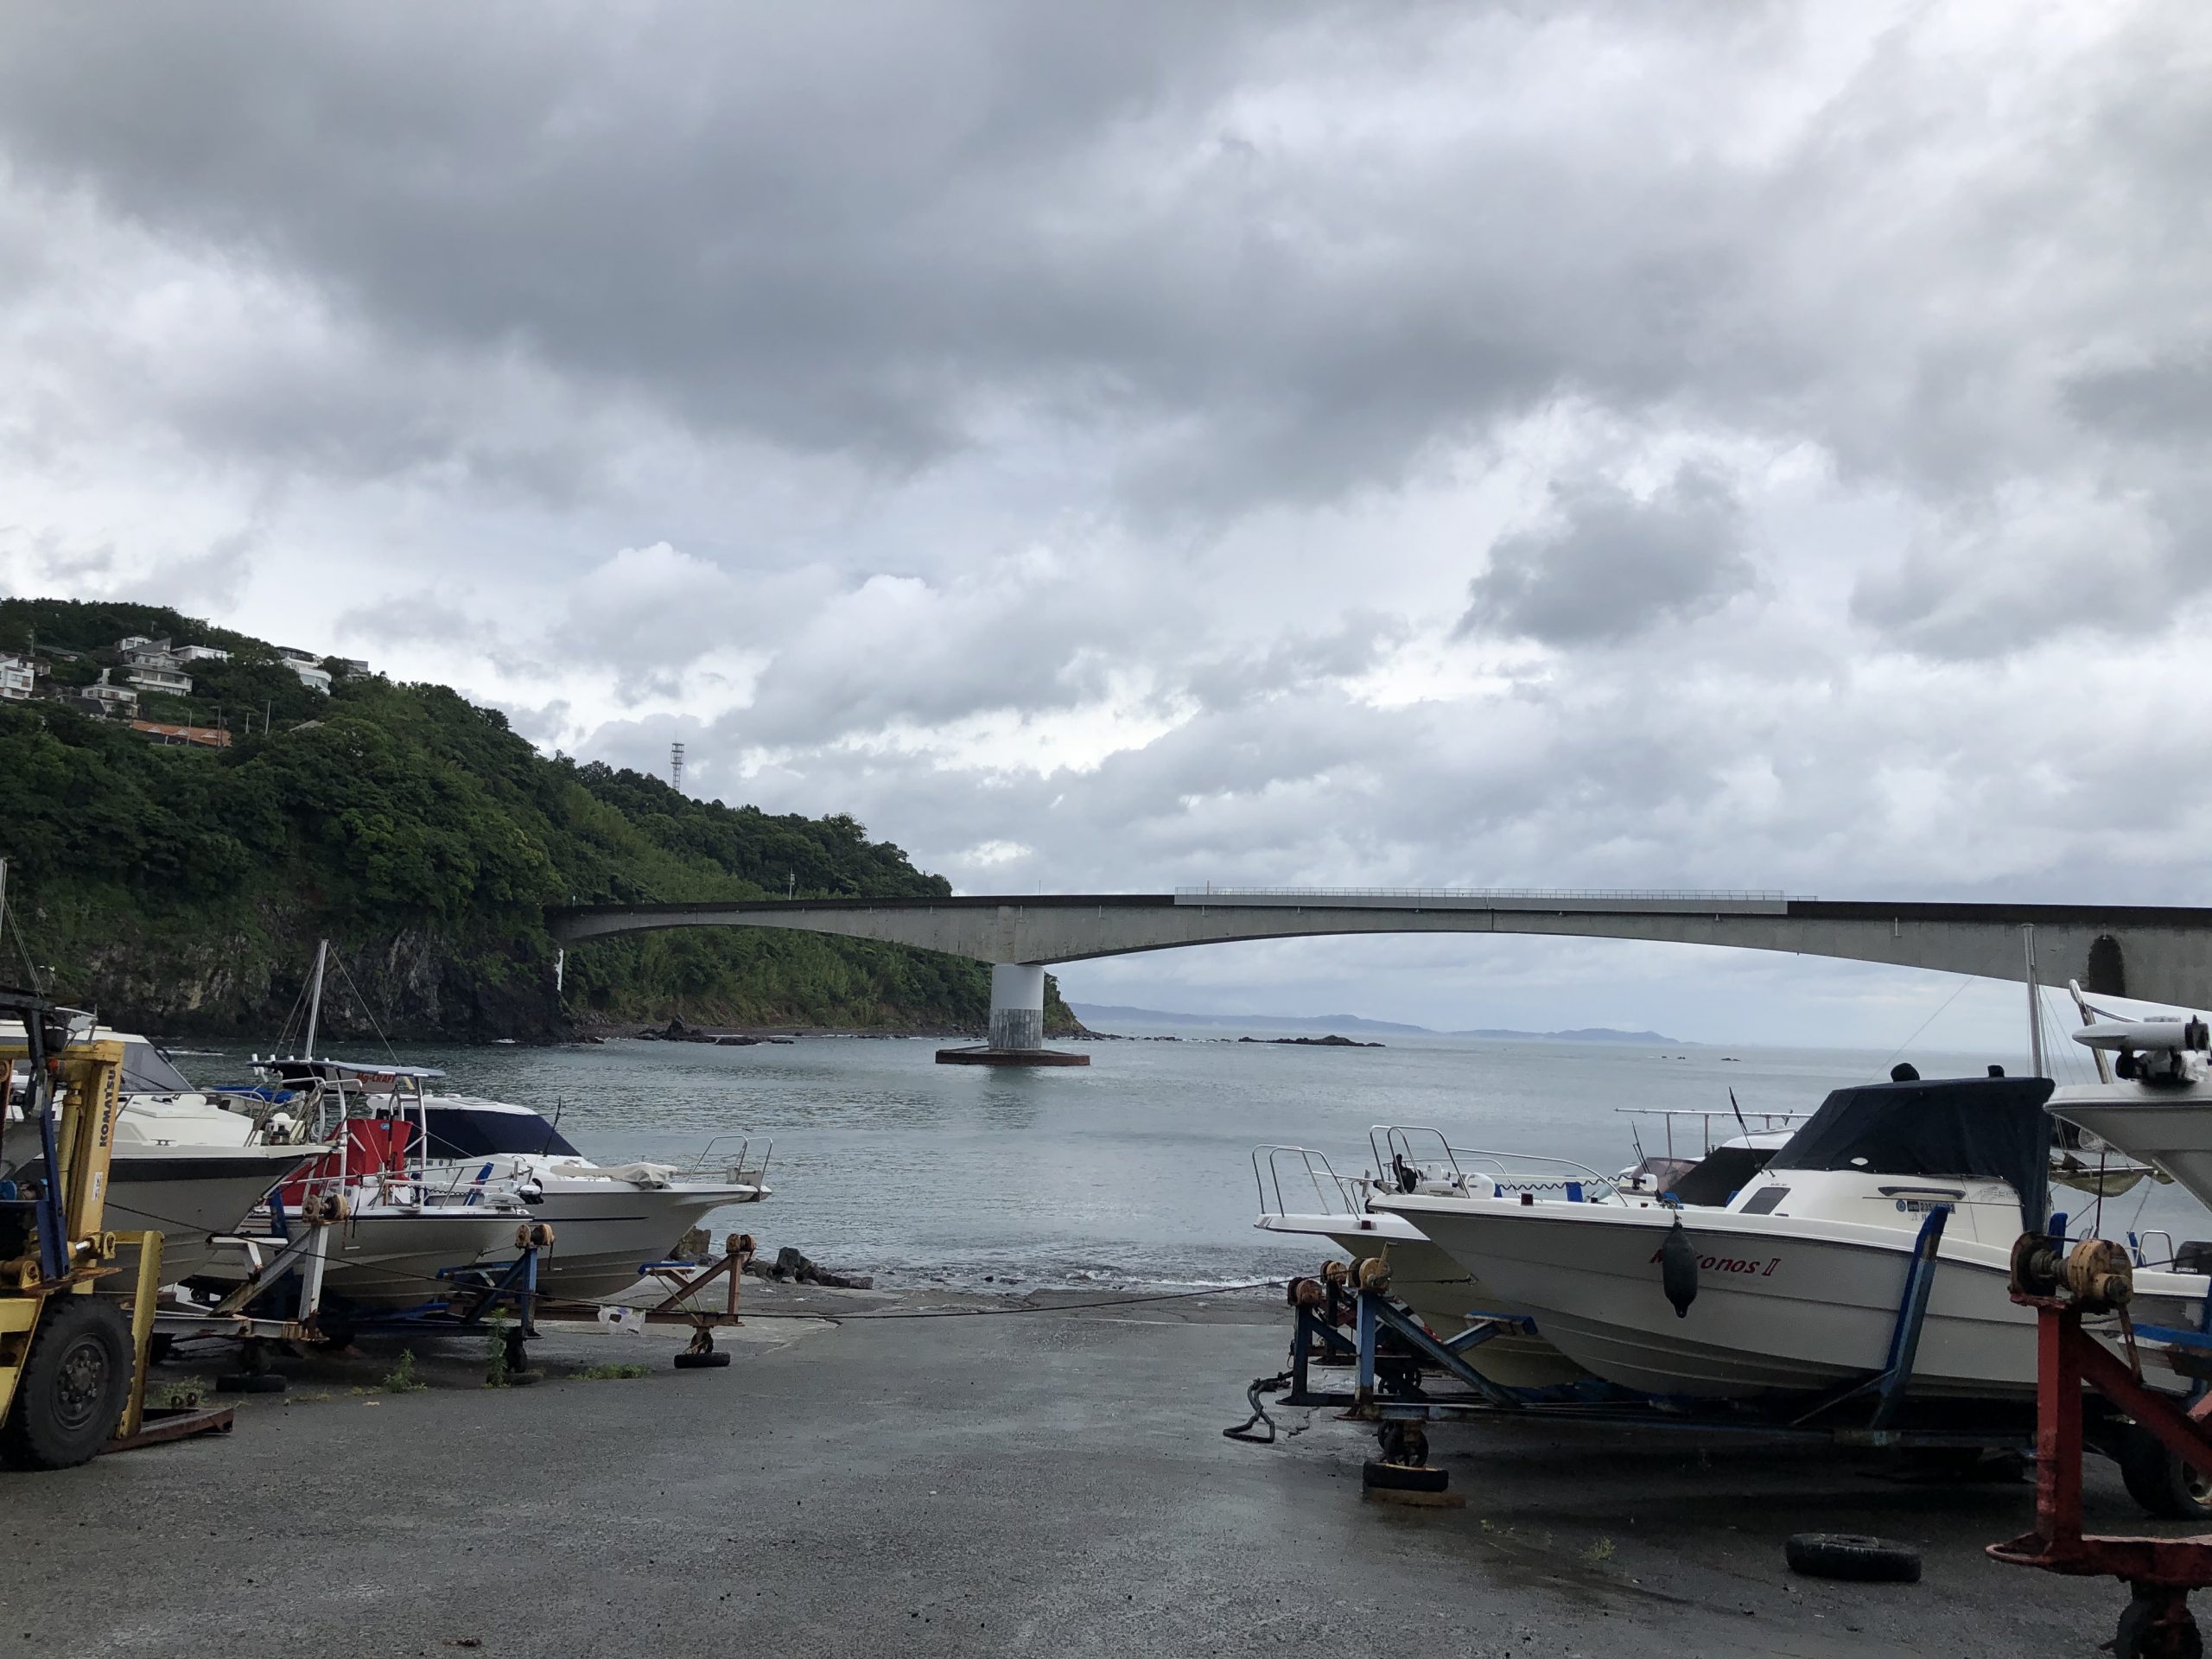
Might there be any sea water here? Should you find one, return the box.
[176,1029,2212,1291]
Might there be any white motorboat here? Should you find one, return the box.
[1252,1125,1792,1394]
[200,1062,537,1312]
[2,1026,321,1283]
[1376,1075,2208,1402]
[411,1094,769,1300]
[106,1091,322,1282]
[258,1060,772,1302]
[1254,1139,1588,1390]
[2047,1015,2212,1234]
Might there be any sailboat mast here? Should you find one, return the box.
[2024,925,2045,1077]
[303,939,328,1060]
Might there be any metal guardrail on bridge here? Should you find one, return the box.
[1173,886,1811,912]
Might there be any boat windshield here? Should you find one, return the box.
[1768,1076,2055,1230]
[1670,1142,1779,1207]
[418,1100,582,1160]
[121,1040,194,1094]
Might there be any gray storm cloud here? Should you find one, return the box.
[2,1,2208,1041]
[1458,466,1758,645]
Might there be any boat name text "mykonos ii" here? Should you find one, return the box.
[1648,1248,1781,1277]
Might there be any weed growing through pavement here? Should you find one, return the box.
[381,1350,426,1392]
[485,1310,512,1388]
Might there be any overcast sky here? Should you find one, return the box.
[3,3,2206,1051]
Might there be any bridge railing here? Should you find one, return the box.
[1176,885,1810,906]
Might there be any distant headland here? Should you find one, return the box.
[1070,1004,1681,1046]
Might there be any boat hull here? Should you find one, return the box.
[2052,1093,2212,1214]
[22,1144,312,1285]
[188,1207,533,1311]
[315,1210,546,1310]
[1258,1213,1591,1390]
[1381,1196,2202,1402]
[493,1182,758,1301]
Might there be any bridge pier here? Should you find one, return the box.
[937,963,1089,1067]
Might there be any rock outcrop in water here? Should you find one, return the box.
[1236,1033,1383,1048]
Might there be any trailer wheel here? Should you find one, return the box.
[0,1296,133,1470]
[1783,1533,1922,1584]
[2118,1424,2212,1521]
[673,1351,732,1370]
[2116,1591,2202,1659]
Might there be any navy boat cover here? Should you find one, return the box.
[1769,1075,2056,1233]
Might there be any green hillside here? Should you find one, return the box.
[0,596,1075,1041]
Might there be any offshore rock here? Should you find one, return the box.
[1236,1033,1383,1049]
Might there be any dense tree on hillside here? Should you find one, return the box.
[0,603,1068,1039]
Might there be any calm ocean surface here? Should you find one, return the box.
[175,1027,2212,1291]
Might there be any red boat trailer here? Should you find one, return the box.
[1989,1238,2212,1659]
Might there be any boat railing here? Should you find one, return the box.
[2134,1229,2178,1269]
[1446,1146,1621,1200]
[1368,1125,1460,1185]
[1252,1145,1362,1219]
[1615,1104,1806,1161]
[689,1133,772,1187]
[1365,1123,1618,1198]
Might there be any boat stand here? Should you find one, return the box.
[639,1234,755,1369]
[529,1235,758,1370]
[1789,1204,1952,1430]
[1990,1239,2212,1659]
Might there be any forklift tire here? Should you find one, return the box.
[2118,1423,2212,1521]
[673,1351,732,1370]
[1362,1459,1450,1494]
[0,1296,134,1470]
[1784,1533,1922,1584]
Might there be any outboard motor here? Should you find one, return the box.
[1661,1214,1699,1319]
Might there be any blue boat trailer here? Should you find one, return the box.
[1267,1205,2029,1453]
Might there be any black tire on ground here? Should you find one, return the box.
[2116,1592,2203,1659]
[0,1296,134,1470]
[215,1372,287,1395]
[1784,1533,1923,1584]
[2118,1423,2212,1521]
[673,1351,733,1370]
[1362,1459,1449,1494]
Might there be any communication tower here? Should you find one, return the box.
[671,741,685,792]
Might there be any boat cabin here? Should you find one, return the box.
[1726,1075,2054,1246]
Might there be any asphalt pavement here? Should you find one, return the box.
[0,1285,2171,1658]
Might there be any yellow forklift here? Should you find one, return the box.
[0,990,167,1469]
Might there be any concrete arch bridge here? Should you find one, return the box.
[545,888,2212,1063]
